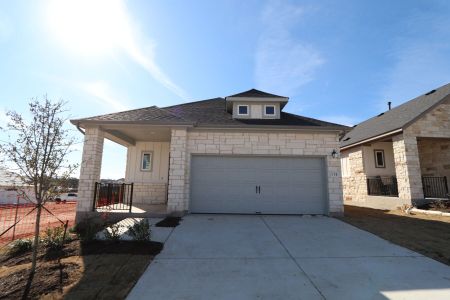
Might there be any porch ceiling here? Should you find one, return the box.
[102,125,172,145]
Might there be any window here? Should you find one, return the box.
[264,105,275,116]
[374,149,385,168]
[237,105,249,115]
[141,151,153,171]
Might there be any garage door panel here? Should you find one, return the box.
[190,155,327,214]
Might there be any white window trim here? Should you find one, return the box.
[374,149,385,168]
[141,151,153,172]
[237,105,249,116]
[264,105,276,116]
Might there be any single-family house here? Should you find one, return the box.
[341,83,450,210]
[71,89,347,221]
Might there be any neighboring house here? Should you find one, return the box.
[341,83,450,210]
[71,89,347,221]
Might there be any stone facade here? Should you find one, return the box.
[166,129,344,214]
[392,134,424,200]
[167,128,188,212]
[132,183,167,205]
[341,146,367,204]
[341,98,450,209]
[77,126,104,218]
[418,139,450,179]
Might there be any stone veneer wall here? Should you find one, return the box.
[77,127,104,216]
[132,183,167,205]
[166,129,344,214]
[392,134,424,201]
[341,146,368,204]
[167,129,188,212]
[418,139,450,179]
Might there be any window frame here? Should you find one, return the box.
[140,151,153,172]
[264,105,276,116]
[374,149,385,168]
[237,105,249,116]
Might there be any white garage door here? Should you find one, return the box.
[190,155,327,214]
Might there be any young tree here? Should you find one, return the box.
[0,96,77,296]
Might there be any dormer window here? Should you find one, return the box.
[237,105,249,116]
[264,105,275,116]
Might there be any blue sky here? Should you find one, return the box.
[1,0,450,179]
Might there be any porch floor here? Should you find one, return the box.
[96,204,167,215]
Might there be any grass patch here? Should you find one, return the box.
[339,205,450,266]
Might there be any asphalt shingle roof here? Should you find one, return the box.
[341,83,450,148]
[71,93,348,130]
[226,89,287,99]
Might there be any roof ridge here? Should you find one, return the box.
[162,97,225,109]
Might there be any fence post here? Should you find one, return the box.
[92,182,98,212]
[62,220,69,245]
[129,183,134,213]
[11,195,20,241]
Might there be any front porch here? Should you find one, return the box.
[76,125,184,221]
[342,134,450,210]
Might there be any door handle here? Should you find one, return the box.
[258,186,261,194]
[256,186,258,194]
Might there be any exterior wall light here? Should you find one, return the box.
[331,149,339,158]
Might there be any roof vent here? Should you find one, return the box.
[377,112,384,117]
[343,137,351,141]
[425,89,436,96]
[388,101,392,110]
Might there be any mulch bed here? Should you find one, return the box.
[155,216,182,227]
[417,201,450,213]
[0,238,163,299]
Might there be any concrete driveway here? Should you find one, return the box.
[127,215,450,300]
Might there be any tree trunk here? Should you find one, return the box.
[23,203,42,299]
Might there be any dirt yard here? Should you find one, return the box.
[0,202,76,246]
[339,205,450,266]
[0,238,163,299]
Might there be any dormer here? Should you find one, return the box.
[225,89,288,119]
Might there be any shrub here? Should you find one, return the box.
[128,219,151,242]
[75,219,103,242]
[8,239,33,255]
[104,223,123,242]
[41,226,66,250]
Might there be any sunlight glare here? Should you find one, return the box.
[46,0,130,55]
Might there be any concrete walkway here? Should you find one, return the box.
[127,215,450,300]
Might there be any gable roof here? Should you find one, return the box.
[71,95,348,131]
[341,83,450,149]
[226,89,287,99]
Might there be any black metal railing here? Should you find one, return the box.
[93,183,134,212]
[367,176,399,197]
[422,176,449,199]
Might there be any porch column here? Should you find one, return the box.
[167,128,188,214]
[76,126,104,222]
[392,134,424,203]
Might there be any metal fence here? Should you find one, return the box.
[367,176,399,197]
[0,196,76,246]
[93,182,134,212]
[422,176,449,199]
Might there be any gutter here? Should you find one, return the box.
[76,122,85,135]
[340,128,403,151]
